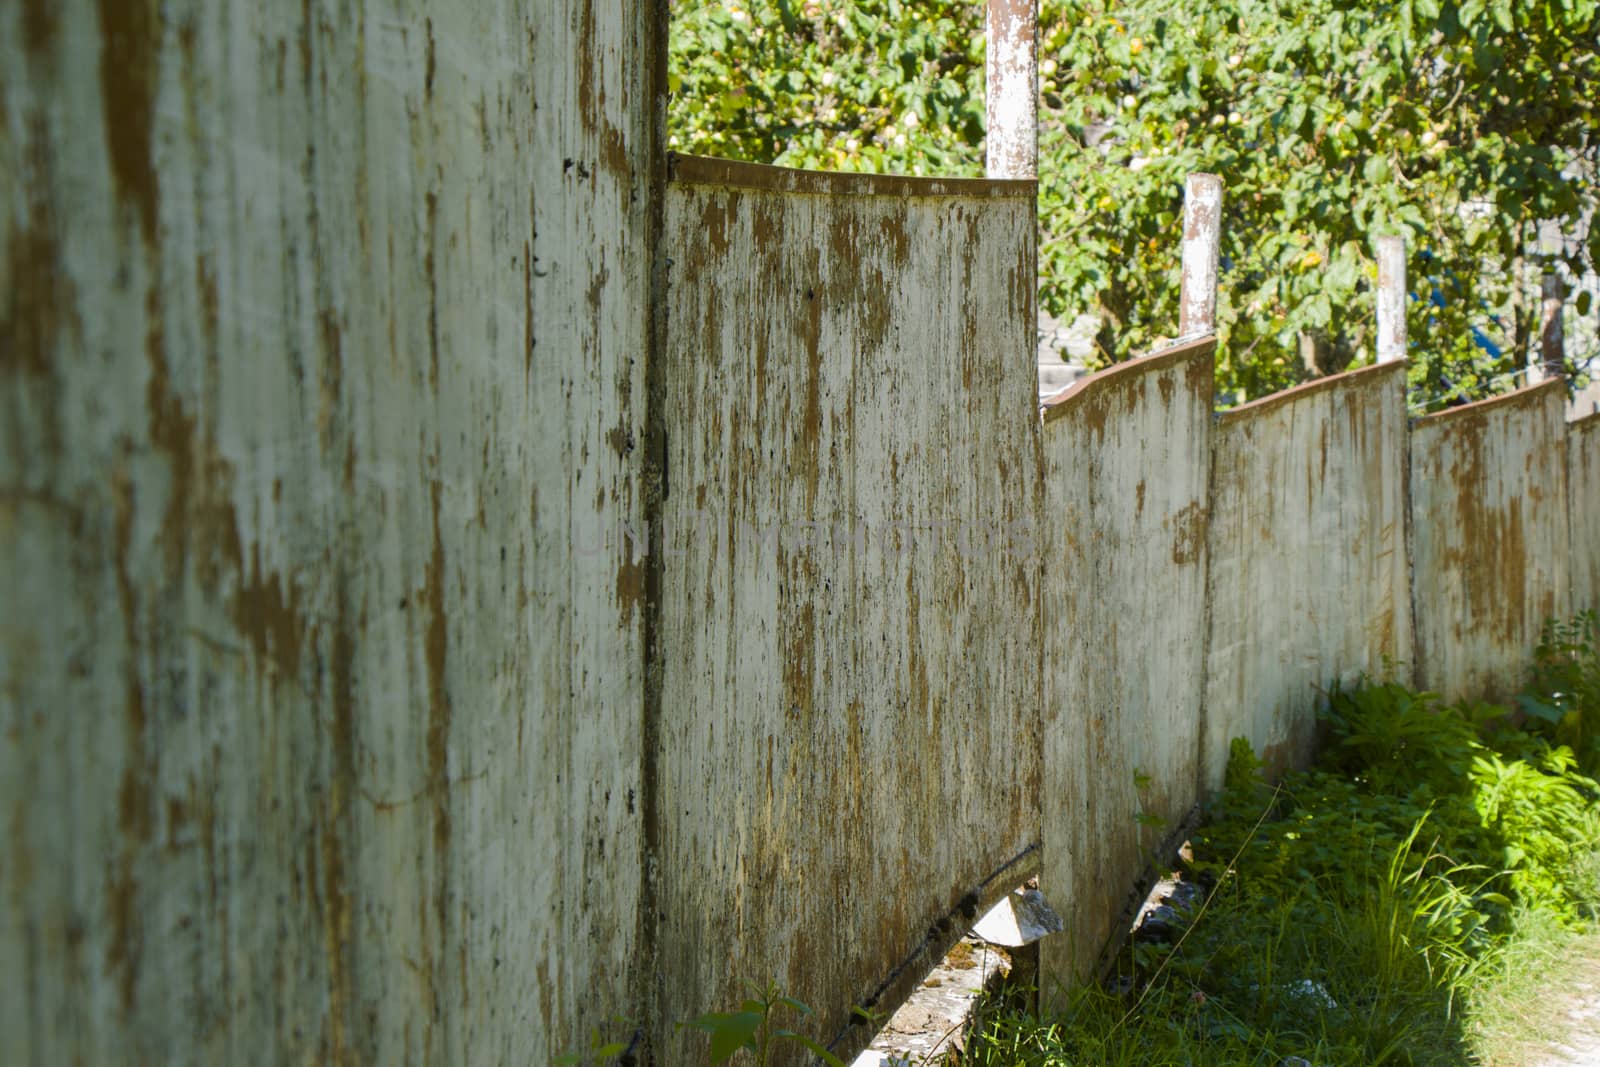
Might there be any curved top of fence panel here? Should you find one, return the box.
[1413,376,1568,427]
[1038,334,1216,425]
[667,152,1036,199]
[1217,358,1408,423]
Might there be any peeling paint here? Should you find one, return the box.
[1039,338,1213,992]
[2,2,659,1063]
[1411,381,1570,699]
[658,172,1042,1065]
[1204,360,1412,788]
[9,7,1599,1066]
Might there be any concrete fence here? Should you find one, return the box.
[4,5,1599,1067]
[656,156,1043,1063]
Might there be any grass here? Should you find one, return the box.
[1469,916,1600,1065]
[962,614,1600,1067]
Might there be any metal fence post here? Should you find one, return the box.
[1178,174,1223,338]
[985,0,1037,180]
[1376,235,1407,363]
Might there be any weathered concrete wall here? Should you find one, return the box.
[1,3,658,1063]
[1037,338,1214,989]
[657,156,1043,1063]
[1411,382,1572,702]
[1572,413,1600,616]
[1203,362,1413,789]
[11,5,1600,1059]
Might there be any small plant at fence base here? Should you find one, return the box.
[680,980,846,1066]
[552,1020,636,1066]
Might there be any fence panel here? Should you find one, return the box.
[0,3,658,1065]
[658,158,1043,1064]
[1203,362,1413,789]
[1411,382,1572,701]
[1572,413,1600,616]
[1037,338,1215,988]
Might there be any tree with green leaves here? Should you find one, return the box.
[669,0,987,175]
[669,0,1598,407]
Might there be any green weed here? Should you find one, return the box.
[680,981,846,1066]
[967,615,1600,1067]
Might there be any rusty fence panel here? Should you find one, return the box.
[657,157,1043,1065]
[10,8,1600,1062]
[0,3,657,1064]
[1037,336,1215,991]
[1410,382,1572,701]
[1571,413,1600,616]
[1203,362,1414,790]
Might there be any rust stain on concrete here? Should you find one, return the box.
[423,481,453,869]
[616,551,644,629]
[1169,501,1205,565]
[1,209,72,379]
[1440,415,1530,645]
[97,0,161,242]
[783,602,816,720]
[749,195,781,251]
[905,572,929,717]
[878,214,910,265]
[1258,739,1293,780]
[317,308,344,448]
[798,268,825,510]
[232,547,305,679]
[108,469,151,1016]
[196,254,220,348]
[698,194,734,258]
[144,288,243,586]
[320,595,357,1063]
[523,239,535,377]
[104,855,143,1015]
[22,0,58,55]
[423,17,436,98]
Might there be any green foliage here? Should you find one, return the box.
[964,616,1600,1066]
[668,0,986,175]
[680,981,846,1066]
[1526,610,1600,769]
[552,1021,633,1065]
[669,0,1598,407]
[1036,0,1598,404]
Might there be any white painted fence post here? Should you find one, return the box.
[1376,235,1407,363]
[1539,271,1566,381]
[985,0,1037,179]
[1178,173,1223,338]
